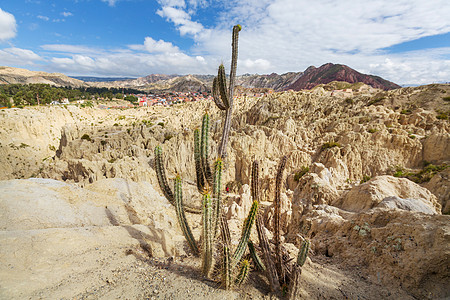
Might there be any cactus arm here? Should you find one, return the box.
[235,259,250,286]
[201,113,213,185]
[232,200,258,268]
[212,158,223,237]
[212,76,227,110]
[251,160,260,202]
[248,240,266,272]
[218,24,241,159]
[274,156,288,282]
[227,24,241,109]
[252,160,280,292]
[154,145,174,205]
[174,175,199,256]
[202,192,214,276]
[222,245,232,290]
[297,239,310,267]
[194,128,206,194]
[217,64,230,109]
[155,145,201,214]
[220,211,231,247]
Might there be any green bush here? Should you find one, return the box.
[360,175,371,184]
[321,142,341,150]
[400,109,411,115]
[81,134,91,141]
[294,166,309,182]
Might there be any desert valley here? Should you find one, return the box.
[0,56,449,299]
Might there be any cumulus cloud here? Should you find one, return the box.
[0,8,17,42]
[143,37,181,53]
[0,47,42,65]
[61,12,73,17]
[6,0,450,84]
[41,38,212,76]
[156,2,204,36]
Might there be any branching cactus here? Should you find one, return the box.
[154,25,261,289]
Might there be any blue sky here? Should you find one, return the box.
[0,0,449,85]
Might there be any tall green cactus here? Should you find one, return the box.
[214,24,241,159]
[274,156,288,281]
[202,192,213,276]
[153,25,244,289]
[252,160,281,292]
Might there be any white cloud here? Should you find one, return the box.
[0,47,42,65]
[101,0,118,7]
[143,37,180,53]
[61,12,73,17]
[4,0,450,84]
[0,8,17,42]
[37,15,49,21]
[40,39,211,76]
[156,4,204,36]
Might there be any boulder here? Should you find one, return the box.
[333,175,441,214]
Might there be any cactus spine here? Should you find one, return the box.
[174,175,199,256]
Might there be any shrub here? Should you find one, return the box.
[400,109,411,115]
[360,175,371,184]
[81,134,91,141]
[294,166,309,182]
[367,97,385,106]
[321,142,341,150]
[367,128,378,133]
[436,112,448,120]
[442,96,450,102]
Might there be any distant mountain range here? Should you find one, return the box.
[71,76,136,82]
[0,63,401,92]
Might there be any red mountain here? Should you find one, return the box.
[285,63,401,91]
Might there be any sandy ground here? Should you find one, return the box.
[0,224,415,300]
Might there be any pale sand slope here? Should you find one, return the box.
[0,178,414,300]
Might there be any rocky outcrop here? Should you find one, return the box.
[333,175,441,214]
[295,205,449,299]
[285,63,401,91]
[0,66,86,87]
